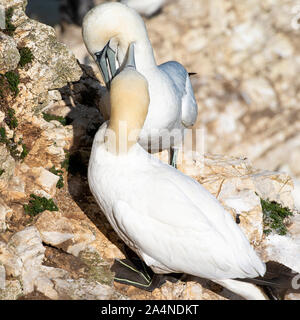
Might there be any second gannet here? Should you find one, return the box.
[82,2,198,167]
[88,49,281,300]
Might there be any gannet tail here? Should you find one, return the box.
[238,261,300,300]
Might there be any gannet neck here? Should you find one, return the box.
[106,68,150,155]
[82,3,157,70]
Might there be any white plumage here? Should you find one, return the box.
[82,2,198,154]
[89,122,266,281]
[86,3,268,300]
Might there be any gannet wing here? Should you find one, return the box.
[159,61,198,127]
[154,169,266,277]
[113,199,227,279]
[112,172,265,280]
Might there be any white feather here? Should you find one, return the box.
[83,3,198,153]
[88,122,266,282]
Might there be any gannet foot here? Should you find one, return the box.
[170,147,178,169]
[111,250,182,291]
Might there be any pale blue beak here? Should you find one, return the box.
[94,41,117,89]
[94,42,135,88]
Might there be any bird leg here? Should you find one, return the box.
[170,146,179,168]
[111,248,182,291]
[111,258,154,290]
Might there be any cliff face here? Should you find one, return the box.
[0,0,299,300]
[143,0,300,178]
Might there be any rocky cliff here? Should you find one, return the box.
[0,0,299,300]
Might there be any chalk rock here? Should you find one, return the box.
[8,226,45,270]
[0,241,22,277]
[0,144,15,192]
[241,78,278,111]
[2,175,26,201]
[0,280,22,300]
[35,211,96,256]
[0,32,20,74]
[0,199,12,232]
[53,277,115,300]
[0,265,5,290]
[231,22,266,52]
[29,167,59,197]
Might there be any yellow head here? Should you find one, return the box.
[106,67,150,154]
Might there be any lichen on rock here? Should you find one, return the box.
[0,32,20,74]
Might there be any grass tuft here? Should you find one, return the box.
[18,47,34,67]
[261,198,294,236]
[5,108,18,129]
[0,127,28,161]
[20,143,28,160]
[42,113,68,126]
[5,7,16,36]
[23,194,58,216]
[4,71,20,97]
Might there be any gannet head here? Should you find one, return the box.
[106,47,149,154]
[82,2,151,89]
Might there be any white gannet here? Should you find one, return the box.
[88,51,272,300]
[120,0,166,17]
[82,2,198,167]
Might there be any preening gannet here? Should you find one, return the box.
[120,0,166,17]
[82,2,198,167]
[87,52,274,300]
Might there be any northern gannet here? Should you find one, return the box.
[88,49,276,300]
[120,0,166,17]
[82,2,198,167]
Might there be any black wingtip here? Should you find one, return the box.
[239,261,300,300]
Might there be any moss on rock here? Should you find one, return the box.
[18,47,34,67]
[79,250,114,286]
[23,194,59,216]
[261,198,294,236]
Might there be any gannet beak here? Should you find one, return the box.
[95,41,117,89]
[123,42,136,69]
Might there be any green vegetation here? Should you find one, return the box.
[0,127,6,141]
[42,112,68,126]
[0,127,28,161]
[23,194,58,217]
[261,198,294,236]
[4,71,20,96]
[0,169,4,177]
[5,108,18,129]
[20,142,28,160]
[5,7,16,36]
[49,166,64,189]
[18,47,34,67]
